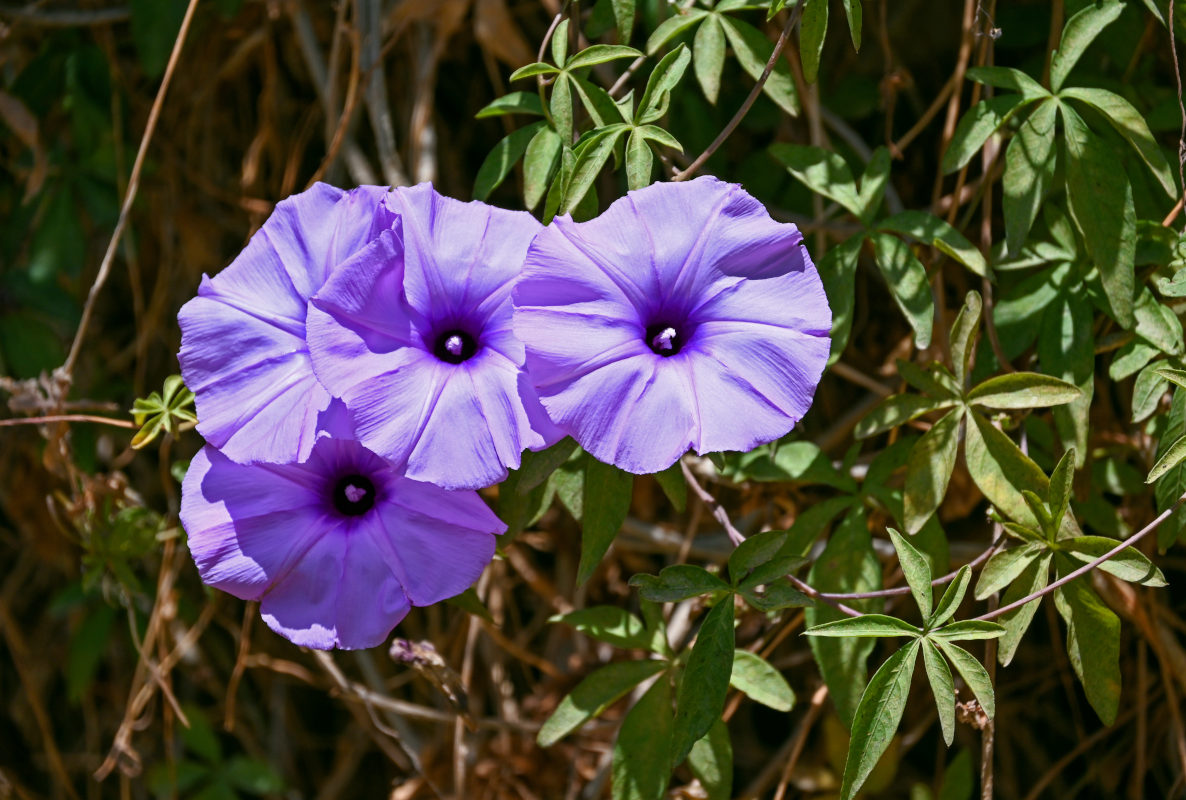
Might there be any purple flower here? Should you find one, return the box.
[512,176,831,474]
[180,418,507,650]
[178,183,396,464]
[307,183,560,490]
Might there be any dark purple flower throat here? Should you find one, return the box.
[433,329,478,364]
[645,322,685,356]
[332,474,377,516]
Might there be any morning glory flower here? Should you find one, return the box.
[512,176,831,475]
[307,183,559,490]
[178,183,395,464]
[179,419,507,650]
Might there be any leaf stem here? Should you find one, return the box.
[819,534,1003,601]
[0,414,136,430]
[974,494,1186,622]
[673,4,802,182]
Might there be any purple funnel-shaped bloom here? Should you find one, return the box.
[178,183,395,464]
[180,427,507,650]
[513,176,831,475]
[307,183,560,490]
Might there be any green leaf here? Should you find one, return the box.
[523,125,562,211]
[1134,288,1185,355]
[921,639,956,746]
[805,614,921,638]
[539,660,668,747]
[871,232,934,348]
[562,124,630,215]
[997,553,1051,666]
[611,0,636,37]
[854,394,947,440]
[839,641,920,800]
[974,544,1042,599]
[1038,292,1093,463]
[728,529,794,586]
[964,410,1049,526]
[806,509,880,727]
[652,461,687,511]
[740,578,813,611]
[897,359,961,400]
[943,94,1026,174]
[509,62,561,81]
[800,0,828,84]
[554,606,652,650]
[612,672,674,800]
[223,756,285,794]
[446,587,495,622]
[693,15,726,104]
[1147,432,1186,484]
[857,147,893,226]
[966,372,1081,409]
[965,66,1050,100]
[552,18,570,65]
[646,9,708,54]
[1003,100,1057,256]
[672,600,735,766]
[129,0,187,79]
[929,620,1004,641]
[1132,361,1169,424]
[769,144,863,217]
[719,16,800,116]
[903,408,963,535]
[841,0,862,50]
[625,128,654,191]
[1048,0,1123,92]
[890,527,937,619]
[931,639,996,719]
[1063,536,1168,587]
[1062,102,1136,329]
[928,566,971,629]
[730,650,795,711]
[578,457,633,583]
[636,44,691,124]
[687,719,732,800]
[473,121,545,201]
[571,76,626,128]
[1053,567,1121,725]
[818,234,865,360]
[551,74,575,146]
[567,45,643,70]
[877,210,988,278]
[1049,449,1075,528]
[630,564,732,602]
[950,291,982,388]
[1060,87,1176,196]
[1156,365,1186,390]
[475,91,545,118]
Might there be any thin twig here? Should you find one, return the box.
[673,6,802,182]
[0,414,135,429]
[819,534,1003,601]
[975,494,1186,622]
[1172,0,1186,215]
[60,0,200,384]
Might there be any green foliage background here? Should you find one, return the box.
[2,0,1186,798]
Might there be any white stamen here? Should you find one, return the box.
[344,483,368,503]
[445,334,465,356]
[651,326,678,352]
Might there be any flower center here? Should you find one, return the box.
[332,474,376,516]
[645,323,683,356]
[433,329,478,364]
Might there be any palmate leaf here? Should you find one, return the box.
[645,9,707,54]
[769,143,863,217]
[799,0,828,84]
[963,410,1049,527]
[949,291,982,388]
[965,372,1081,410]
[131,375,197,449]
[1053,563,1121,725]
[975,543,1043,600]
[578,456,633,583]
[931,638,996,719]
[636,45,691,124]
[921,639,956,746]
[1048,0,1123,93]
[538,659,668,747]
[1039,291,1093,465]
[475,91,545,118]
[943,94,1027,174]
[730,650,795,711]
[877,210,988,278]
[687,719,732,800]
[1062,102,1136,328]
[1063,536,1168,587]
[612,672,673,800]
[887,529,934,618]
[672,599,735,766]
[818,234,864,362]
[630,564,731,603]
[693,14,726,104]
[718,15,800,116]
[523,125,562,210]
[1003,99,1057,256]
[1146,433,1186,484]
[473,120,546,201]
[929,620,1004,641]
[854,393,948,440]
[805,614,920,638]
[997,553,1052,666]
[871,232,934,348]
[928,566,971,629]
[839,640,920,800]
[553,606,652,650]
[903,408,963,534]
[1060,87,1176,196]
[965,66,1050,101]
[805,508,881,727]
